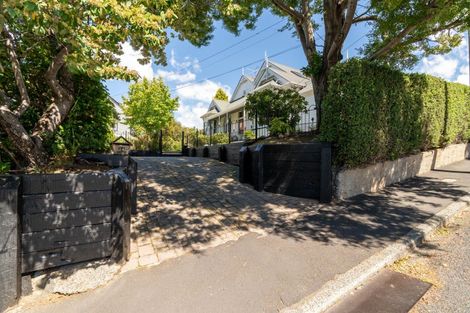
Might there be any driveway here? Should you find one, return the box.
[127,156,322,269]
[16,158,470,313]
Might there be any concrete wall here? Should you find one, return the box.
[336,143,470,199]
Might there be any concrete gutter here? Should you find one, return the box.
[282,195,470,313]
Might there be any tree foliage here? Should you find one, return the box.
[214,88,229,101]
[123,78,178,143]
[245,88,307,134]
[179,0,469,129]
[0,0,233,168]
[49,77,116,157]
[321,59,470,167]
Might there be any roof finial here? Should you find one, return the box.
[242,67,245,75]
[346,49,349,61]
[264,51,269,68]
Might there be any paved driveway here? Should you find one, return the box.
[125,156,321,270]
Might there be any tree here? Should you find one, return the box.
[245,88,307,134]
[49,76,116,157]
[122,78,178,149]
[186,0,469,130]
[214,88,229,101]
[0,0,223,168]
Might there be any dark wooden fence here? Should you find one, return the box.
[77,154,137,215]
[20,173,119,273]
[239,143,332,202]
[191,142,243,166]
[0,159,134,311]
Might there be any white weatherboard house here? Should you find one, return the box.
[201,59,316,141]
[108,96,132,139]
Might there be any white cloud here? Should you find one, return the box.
[418,35,469,84]
[169,49,200,72]
[175,102,207,128]
[456,65,469,85]
[119,42,154,80]
[156,69,196,83]
[419,54,458,80]
[176,80,231,102]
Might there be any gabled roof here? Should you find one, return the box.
[201,59,314,121]
[201,99,230,118]
[252,60,308,89]
[112,136,132,145]
[230,75,254,102]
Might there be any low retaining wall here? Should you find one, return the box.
[78,154,137,214]
[239,143,332,202]
[0,163,133,312]
[336,143,470,199]
[128,150,159,157]
[192,142,244,166]
[0,177,20,313]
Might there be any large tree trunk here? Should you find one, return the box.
[0,46,73,168]
[0,106,47,167]
[273,0,357,132]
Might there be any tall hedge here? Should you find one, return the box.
[321,59,470,167]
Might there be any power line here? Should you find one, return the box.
[203,31,283,70]
[344,33,368,50]
[198,19,285,64]
[171,44,301,92]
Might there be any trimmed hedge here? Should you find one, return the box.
[321,59,470,167]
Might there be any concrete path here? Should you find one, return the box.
[15,158,470,313]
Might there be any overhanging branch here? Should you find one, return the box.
[1,26,31,116]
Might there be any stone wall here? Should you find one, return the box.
[335,143,470,199]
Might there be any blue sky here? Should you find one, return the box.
[106,11,469,128]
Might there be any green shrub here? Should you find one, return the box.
[49,77,116,157]
[0,161,10,174]
[269,118,291,136]
[444,82,470,143]
[321,59,470,168]
[244,130,255,140]
[211,132,229,144]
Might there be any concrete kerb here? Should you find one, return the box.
[282,195,470,313]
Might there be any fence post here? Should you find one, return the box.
[0,176,21,312]
[181,131,185,155]
[228,118,232,144]
[111,172,131,262]
[209,124,212,146]
[252,145,264,191]
[126,157,138,215]
[159,130,163,156]
[320,143,333,203]
[255,111,258,140]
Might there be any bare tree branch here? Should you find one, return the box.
[352,15,377,23]
[271,0,303,21]
[369,14,434,59]
[327,0,358,61]
[0,140,21,168]
[1,26,31,116]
